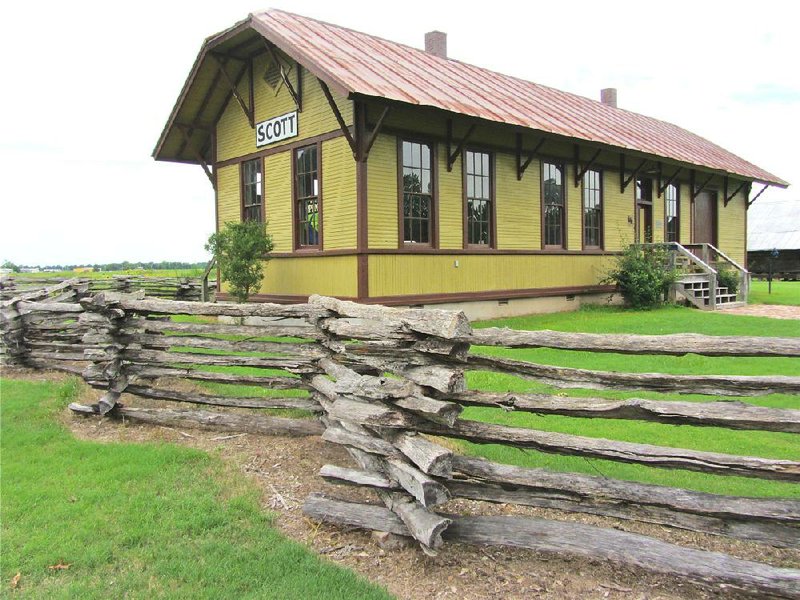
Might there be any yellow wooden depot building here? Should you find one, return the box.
[154,10,787,317]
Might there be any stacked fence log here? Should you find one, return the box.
[2,292,799,597]
[0,275,203,302]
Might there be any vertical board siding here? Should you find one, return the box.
[265,152,292,252]
[438,145,462,249]
[495,153,539,249]
[257,256,357,296]
[216,165,241,229]
[369,254,610,297]
[321,136,357,250]
[717,192,746,264]
[216,53,352,163]
[367,134,399,249]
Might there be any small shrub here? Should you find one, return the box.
[604,244,677,309]
[205,221,274,303]
[716,267,739,295]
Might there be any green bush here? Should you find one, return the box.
[205,221,274,303]
[604,245,677,309]
[716,267,739,295]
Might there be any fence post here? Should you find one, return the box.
[708,272,717,310]
[80,293,132,414]
[0,299,27,367]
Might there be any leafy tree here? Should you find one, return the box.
[2,260,20,273]
[205,221,274,303]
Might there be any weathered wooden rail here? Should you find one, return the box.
[0,274,204,302]
[2,291,799,598]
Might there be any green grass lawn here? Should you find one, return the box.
[463,304,800,498]
[749,279,800,305]
[0,377,390,600]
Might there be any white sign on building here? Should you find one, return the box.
[255,111,298,147]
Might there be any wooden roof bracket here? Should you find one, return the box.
[209,52,256,129]
[516,134,546,180]
[264,41,302,112]
[573,145,602,187]
[446,119,477,172]
[691,170,714,200]
[658,166,682,197]
[319,78,357,157]
[360,104,390,162]
[747,183,769,208]
[620,154,647,193]
[176,125,216,190]
[724,177,748,207]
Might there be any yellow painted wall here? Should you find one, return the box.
[679,182,692,243]
[216,53,352,163]
[602,169,636,251]
[216,165,240,230]
[264,152,292,251]
[438,145,462,249]
[367,134,398,248]
[717,191,747,264]
[321,136,357,250]
[256,256,358,297]
[495,152,539,248]
[369,254,611,297]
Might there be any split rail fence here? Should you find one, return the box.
[2,284,799,598]
[0,274,203,302]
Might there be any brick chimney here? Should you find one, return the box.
[600,88,618,108]
[425,31,447,59]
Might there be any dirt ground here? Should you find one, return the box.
[10,369,800,600]
[722,304,800,320]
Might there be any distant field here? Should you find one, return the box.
[749,279,800,306]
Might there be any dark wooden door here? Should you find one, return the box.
[693,191,717,245]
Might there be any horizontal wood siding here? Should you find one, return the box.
[717,191,746,264]
[321,137,357,250]
[257,256,357,296]
[369,254,610,297]
[439,146,462,249]
[601,169,635,251]
[367,134,398,249]
[216,52,352,163]
[216,165,240,229]
[265,152,292,252]
[679,182,692,243]
[495,152,539,249]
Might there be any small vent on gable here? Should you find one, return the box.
[263,54,292,95]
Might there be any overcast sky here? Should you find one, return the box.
[1,0,797,265]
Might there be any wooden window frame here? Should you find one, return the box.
[397,136,438,249]
[462,148,496,249]
[240,157,264,223]
[292,142,323,251]
[581,168,604,250]
[540,160,567,250]
[664,182,680,243]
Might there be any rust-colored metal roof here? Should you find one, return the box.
[246,9,786,187]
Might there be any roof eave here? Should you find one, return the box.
[152,17,255,162]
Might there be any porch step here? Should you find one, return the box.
[677,274,711,283]
[715,301,746,310]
